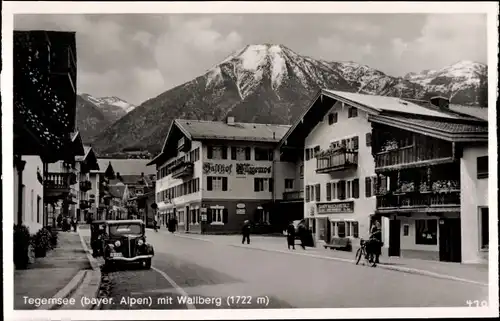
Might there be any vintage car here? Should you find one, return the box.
[98,219,154,269]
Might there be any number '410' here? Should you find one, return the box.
[466,300,488,307]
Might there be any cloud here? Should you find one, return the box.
[389,14,487,73]
[132,31,154,47]
[317,35,374,62]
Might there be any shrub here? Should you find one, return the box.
[33,227,52,257]
[44,225,58,248]
[14,224,31,269]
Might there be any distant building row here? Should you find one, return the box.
[148,90,489,264]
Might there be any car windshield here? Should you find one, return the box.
[109,224,142,236]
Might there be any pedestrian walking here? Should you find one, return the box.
[242,220,251,244]
[71,217,78,232]
[286,221,296,250]
[168,216,177,233]
[298,223,307,250]
[369,220,382,263]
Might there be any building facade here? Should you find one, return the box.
[149,118,291,234]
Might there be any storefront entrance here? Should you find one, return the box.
[439,218,462,262]
[388,219,401,257]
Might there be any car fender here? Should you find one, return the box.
[145,244,155,256]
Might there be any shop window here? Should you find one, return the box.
[477,156,488,179]
[480,207,489,250]
[415,219,437,245]
[337,221,346,238]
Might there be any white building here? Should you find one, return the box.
[148,117,291,234]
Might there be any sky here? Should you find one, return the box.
[14,13,487,106]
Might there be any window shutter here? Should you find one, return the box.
[222,147,228,159]
[366,133,372,147]
[372,176,378,195]
[254,178,259,192]
[269,178,274,192]
[352,178,359,199]
[328,113,334,125]
[353,136,359,150]
[222,177,228,191]
[315,184,321,202]
[326,183,332,201]
[245,147,251,160]
[222,208,229,224]
[339,180,346,200]
[341,139,346,148]
[231,147,237,160]
[207,177,213,191]
[353,222,359,238]
[305,186,310,202]
[365,177,372,197]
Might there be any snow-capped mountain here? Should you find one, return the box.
[91,44,487,154]
[80,93,136,120]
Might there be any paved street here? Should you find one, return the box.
[80,228,488,310]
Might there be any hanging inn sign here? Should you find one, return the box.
[236,163,272,175]
[317,201,354,214]
[203,163,233,175]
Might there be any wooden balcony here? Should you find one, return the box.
[283,190,304,202]
[316,147,358,174]
[374,143,454,172]
[171,162,194,179]
[376,191,460,214]
[79,180,92,192]
[44,172,77,197]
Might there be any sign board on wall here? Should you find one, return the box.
[236,163,271,175]
[236,203,246,215]
[317,201,354,214]
[203,163,232,175]
[201,214,207,221]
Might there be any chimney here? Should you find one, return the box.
[226,116,235,125]
[430,96,450,110]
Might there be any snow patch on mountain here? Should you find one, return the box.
[80,94,136,113]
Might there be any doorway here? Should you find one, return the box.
[326,219,332,243]
[388,219,401,257]
[185,206,190,232]
[439,218,462,262]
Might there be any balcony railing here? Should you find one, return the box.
[283,190,304,201]
[171,162,194,179]
[375,145,453,171]
[79,180,92,192]
[316,147,358,174]
[376,191,460,212]
[44,172,76,189]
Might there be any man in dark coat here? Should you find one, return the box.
[168,216,178,233]
[297,223,307,250]
[242,220,251,244]
[286,222,296,250]
[369,220,382,263]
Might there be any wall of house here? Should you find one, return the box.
[461,145,489,264]
[20,156,45,233]
[303,101,382,249]
[89,172,100,220]
[201,143,275,201]
[273,160,303,200]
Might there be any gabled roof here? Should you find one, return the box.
[95,158,156,175]
[76,145,100,170]
[279,89,487,148]
[149,119,291,166]
[71,131,85,156]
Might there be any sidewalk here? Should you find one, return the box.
[162,231,489,286]
[14,229,100,310]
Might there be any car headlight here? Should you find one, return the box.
[138,239,144,246]
[114,240,121,247]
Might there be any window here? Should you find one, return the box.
[352,221,359,238]
[337,221,346,238]
[338,180,346,200]
[365,177,372,197]
[480,207,489,250]
[366,133,372,147]
[207,146,227,160]
[30,190,34,221]
[231,147,250,161]
[415,220,438,245]
[352,179,359,199]
[178,211,184,224]
[328,113,338,125]
[315,184,320,202]
[254,178,273,192]
[305,149,311,161]
[37,196,41,223]
[326,183,332,201]
[346,221,351,237]
[346,181,351,199]
[207,176,228,191]
[299,164,304,178]
[313,146,320,157]
[255,148,273,161]
[348,107,358,118]
[260,210,270,223]
[403,224,409,236]
[285,179,294,190]
[331,222,336,237]
[305,186,310,202]
[477,156,488,179]
[191,209,197,224]
[209,207,228,224]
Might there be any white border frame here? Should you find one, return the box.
[2,1,499,320]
